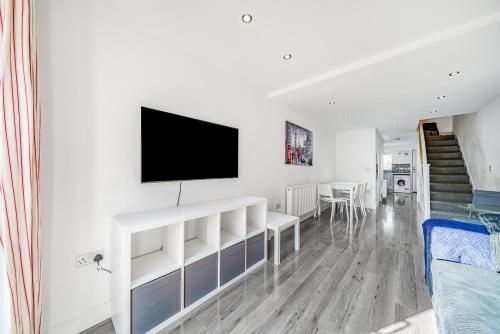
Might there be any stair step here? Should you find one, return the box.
[424,131,439,137]
[426,139,458,147]
[427,152,463,160]
[428,159,464,167]
[430,183,472,193]
[430,210,470,220]
[430,167,467,175]
[425,135,455,141]
[427,146,460,153]
[431,191,473,202]
[431,200,470,215]
[430,175,469,184]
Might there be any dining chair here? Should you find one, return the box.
[316,183,349,224]
[359,182,368,216]
[337,184,361,222]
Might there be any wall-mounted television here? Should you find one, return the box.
[141,107,238,182]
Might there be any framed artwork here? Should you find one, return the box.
[285,121,313,166]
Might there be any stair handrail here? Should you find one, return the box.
[417,121,431,219]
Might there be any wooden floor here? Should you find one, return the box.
[84,193,437,334]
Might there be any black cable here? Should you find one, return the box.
[93,253,112,274]
[177,181,183,207]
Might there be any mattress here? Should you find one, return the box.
[432,260,500,334]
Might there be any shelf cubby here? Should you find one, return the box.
[130,223,182,288]
[184,214,219,265]
[246,203,266,237]
[220,208,245,249]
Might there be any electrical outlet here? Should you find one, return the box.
[489,165,493,172]
[275,203,281,210]
[75,253,93,267]
[75,249,104,268]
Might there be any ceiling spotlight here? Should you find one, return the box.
[448,71,461,77]
[329,100,336,105]
[437,95,446,100]
[241,14,253,23]
[344,113,349,118]
[430,110,438,114]
[283,53,292,61]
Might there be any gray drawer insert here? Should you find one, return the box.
[220,241,245,285]
[246,232,265,268]
[131,269,181,334]
[184,253,218,307]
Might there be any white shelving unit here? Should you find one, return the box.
[112,196,267,334]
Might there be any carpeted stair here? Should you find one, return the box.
[425,132,473,219]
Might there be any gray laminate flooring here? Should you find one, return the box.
[82,193,436,334]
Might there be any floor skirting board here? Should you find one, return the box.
[45,301,111,334]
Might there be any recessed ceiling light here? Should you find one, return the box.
[283,53,292,61]
[448,71,461,77]
[241,14,253,23]
[329,100,336,105]
[437,95,446,100]
[430,110,438,114]
[344,113,349,118]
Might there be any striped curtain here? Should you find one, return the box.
[0,0,42,333]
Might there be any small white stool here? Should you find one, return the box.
[266,211,300,265]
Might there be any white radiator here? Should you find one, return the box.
[286,184,318,217]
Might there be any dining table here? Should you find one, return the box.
[329,181,362,230]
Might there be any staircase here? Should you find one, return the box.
[425,133,473,219]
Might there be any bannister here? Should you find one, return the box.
[417,121,431,219]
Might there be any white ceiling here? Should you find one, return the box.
[147,0,500,141]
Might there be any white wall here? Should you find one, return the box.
[384,143,418,164]
[376,132,384,202]
[335,128,377,209]
[38,1,336,332]
[454,95,500,191]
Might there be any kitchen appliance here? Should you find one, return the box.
[393,174,411,193]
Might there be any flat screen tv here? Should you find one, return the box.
[141,107,238,182]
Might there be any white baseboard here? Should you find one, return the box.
[45,301,111,334]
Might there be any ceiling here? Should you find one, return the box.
[144,0,500,142]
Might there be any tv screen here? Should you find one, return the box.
[141,107,238,182]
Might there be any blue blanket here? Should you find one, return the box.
[422,219,491,294]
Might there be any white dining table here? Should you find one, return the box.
[330,182,361,230]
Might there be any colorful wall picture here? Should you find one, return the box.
[285,121,313,166]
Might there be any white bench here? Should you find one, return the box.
[266,211,300,265]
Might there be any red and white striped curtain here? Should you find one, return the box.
[0,0,42,333]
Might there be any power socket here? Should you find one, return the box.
[76,249,104,268]
[275,202,281,210]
